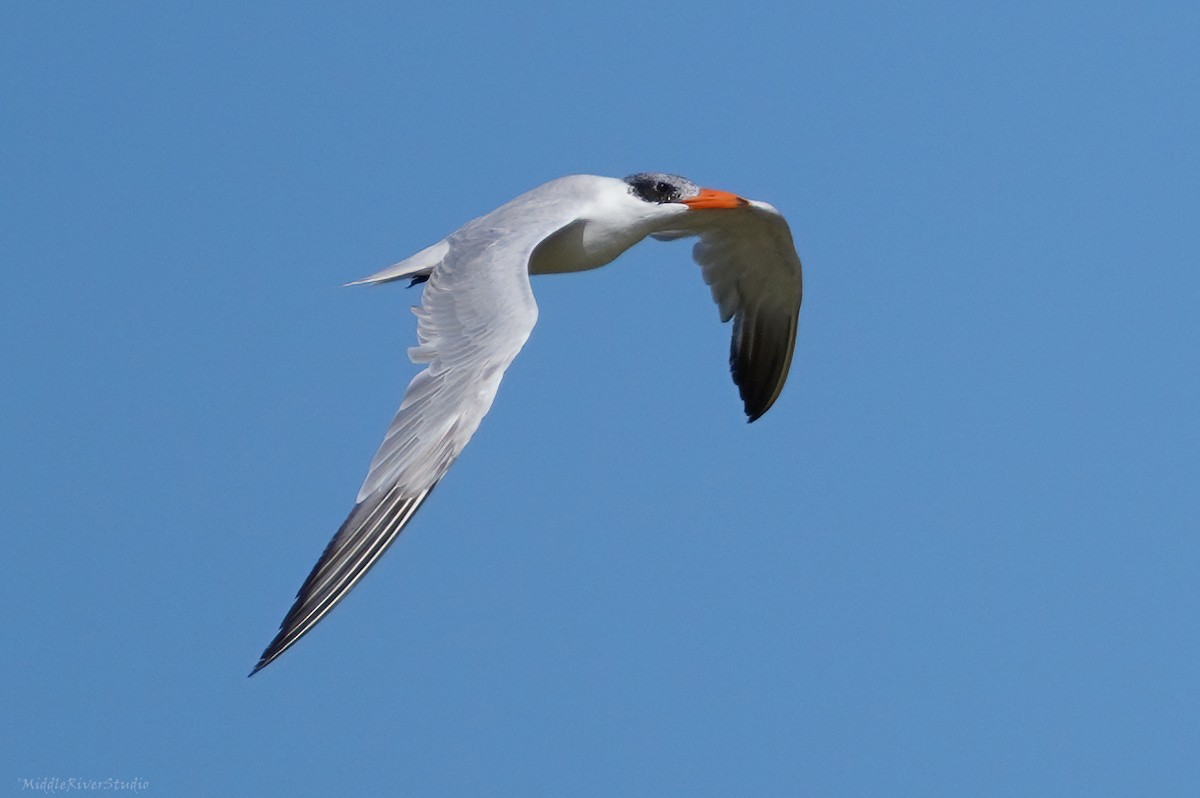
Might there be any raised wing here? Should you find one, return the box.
[689,201,803,421]
[252,230,542,674]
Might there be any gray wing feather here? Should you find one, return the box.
[253,229,544,674]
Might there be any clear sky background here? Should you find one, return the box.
[3,2,1198,796]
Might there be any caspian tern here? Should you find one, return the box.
[252,172,803,674]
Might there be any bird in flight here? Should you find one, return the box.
[252,172,803,674]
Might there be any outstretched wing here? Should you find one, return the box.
[252,230,542,674]
[688,201,803,421]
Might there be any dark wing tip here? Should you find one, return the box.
[250,484,435,675]
[737,379,776,423]
[729,308,798,423]
[250,631,290,676]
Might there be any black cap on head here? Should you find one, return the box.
[623,173,700,204]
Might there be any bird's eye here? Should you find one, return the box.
[651,181,681,203]
[624,173,691,204]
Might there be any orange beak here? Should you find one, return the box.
[681,187,749,210]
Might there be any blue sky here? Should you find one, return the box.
[3,2,1198,795]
